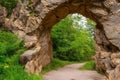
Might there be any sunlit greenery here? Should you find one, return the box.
[51,14,96,62]
[0,31,42,80]
[0,31,22,56]
[80,60,95,70]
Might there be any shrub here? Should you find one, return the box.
[51,14,96,62]
[0,31,21,56]
[0,31,42,80]
[2,65,42,80]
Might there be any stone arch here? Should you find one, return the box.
[3,0,120,80]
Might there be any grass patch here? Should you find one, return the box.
[42,58,72,74]
[0,31,43,80]
[80,60,106,75]
[0,48,43,80]
[80,60,95,70]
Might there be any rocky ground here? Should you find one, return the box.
[43,63,106,80]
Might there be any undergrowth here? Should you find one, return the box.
[80,60,95,70]
[42,58,72,74]
[0,31,42,80]
[80,60,105,75]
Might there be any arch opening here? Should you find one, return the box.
[50,13,96,62]
[10,0,120,79]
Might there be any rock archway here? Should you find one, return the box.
[1,0,120,80]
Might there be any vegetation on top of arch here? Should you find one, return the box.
[0,0,24,16]
[0,0,18,16]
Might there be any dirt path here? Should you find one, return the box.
[43,63,106,80]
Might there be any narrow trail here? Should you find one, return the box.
[43,63,106,80]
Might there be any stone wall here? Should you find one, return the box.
[1,0,120,80]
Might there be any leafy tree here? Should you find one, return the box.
[51,14,96,62]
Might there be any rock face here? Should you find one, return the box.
[1,0,120,80]
[0,5,6,27]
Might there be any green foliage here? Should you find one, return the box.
[0,48,42,80]
[0,31,21,56]
[0,66,42,80]
[86,19,96,36]
[80,61,95,70]
[42,58,72,74]
[0,0,18,15]
[51,14,96,62]
[0,31,42,80]
[1,65,42,80]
